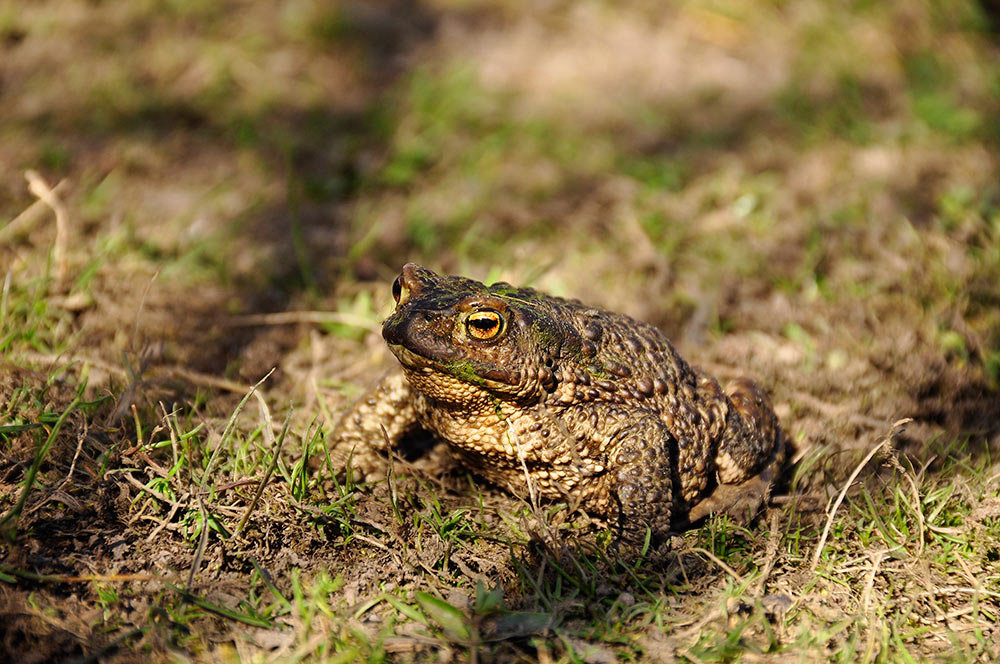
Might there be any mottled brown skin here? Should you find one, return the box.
[331,264,785,540]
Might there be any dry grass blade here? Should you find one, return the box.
[1,270,10,325]
[131,270,159,352]
[225,311,380,330]
[690,546,747,586]
[17,350,254,394]
[0,566,162,584]
[201,368,275,483]
[235,396,291,536]
[860,549,886,616]
[750,512,782,595]
[885,453,926,558]
[811,418,913,572]
[187,495,211,591]
[24,170,70,285]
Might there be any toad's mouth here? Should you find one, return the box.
[387,343,520,389]
[386,343,438,369]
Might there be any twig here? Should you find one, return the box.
[159,402,181,470]
[120,472,240,514]
[932,586,1000,601]
[20,350,129,379]
[147,502,182,542]
[163,367,253,394]
[352,532,393,552]
[811,418,912,571]
[25,170,71,284]
[0,179,69,244]
[61,420,88,488]
[506,413,543,534]
[121,471,188,511]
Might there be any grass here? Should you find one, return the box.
[2,0,1000,662]
[1,374,998,661]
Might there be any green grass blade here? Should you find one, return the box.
[0,396,80,541]
[167,583,274,628]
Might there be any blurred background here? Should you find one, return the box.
[3,0,998,441]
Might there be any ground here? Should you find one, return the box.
[2,0,1000,662]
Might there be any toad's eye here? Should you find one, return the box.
[392,277,408,305]
[466,310,504,340]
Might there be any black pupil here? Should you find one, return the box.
[470,317,497,330]
[392,277,402,301]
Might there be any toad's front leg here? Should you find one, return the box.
[328,370,422,482]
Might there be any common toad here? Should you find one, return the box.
[331,264,785,539]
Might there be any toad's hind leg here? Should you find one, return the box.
[688,377,785,523]
[606,415,676,541]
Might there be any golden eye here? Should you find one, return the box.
[392,276,409,305]
[466,310,503,340]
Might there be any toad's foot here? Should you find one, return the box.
[686,431,785,524]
